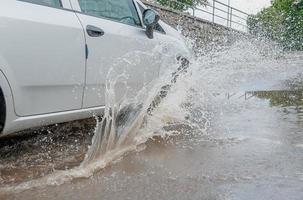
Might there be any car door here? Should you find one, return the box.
[0,0,85,116]
[71,0,166,108]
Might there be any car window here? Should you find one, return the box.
[137,3,166,34]
[21,0,62,7]
[78,0,141,27]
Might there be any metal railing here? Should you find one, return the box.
[146,0,250,32]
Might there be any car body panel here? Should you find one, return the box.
[2,105,104,137]
[76,15,166,107]
[0,0,189,136]
[0,0,86,116]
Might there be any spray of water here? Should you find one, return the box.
[80,43,191,170]
[2,35,301,193]
[0,42,194,192]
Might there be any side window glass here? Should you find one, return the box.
[78,0,141,27]
[138,4,165,34]
[21,0,62,7]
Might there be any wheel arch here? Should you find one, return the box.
[0,87,5,132]
[0,69,16,136]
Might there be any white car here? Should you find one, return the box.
[0,0,188,136]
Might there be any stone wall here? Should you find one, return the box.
[142,1,248,55]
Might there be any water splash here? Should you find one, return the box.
[79,36,289,172]
[1,36,302,194]
[81,46,191,169]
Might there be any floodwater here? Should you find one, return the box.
[0,41,303,199]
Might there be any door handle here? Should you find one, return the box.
[86,25,105,37]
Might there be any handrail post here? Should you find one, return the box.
[227,0,230,27]
[212,0,215,23]
[227,6,230,27]
[230,8,233,28]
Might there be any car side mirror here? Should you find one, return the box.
[142,9,160,39]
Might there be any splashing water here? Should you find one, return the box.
[79,36,301,173]
[0,42,193,192]
[1,36,302,194]
[81,44,191,171]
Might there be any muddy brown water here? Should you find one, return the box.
[0,119,96,185]
[1,52,303,199]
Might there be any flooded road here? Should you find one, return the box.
[1,44,303,199]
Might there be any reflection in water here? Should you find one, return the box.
[248,90,303,107]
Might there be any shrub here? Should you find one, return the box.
[248,0,303,50]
